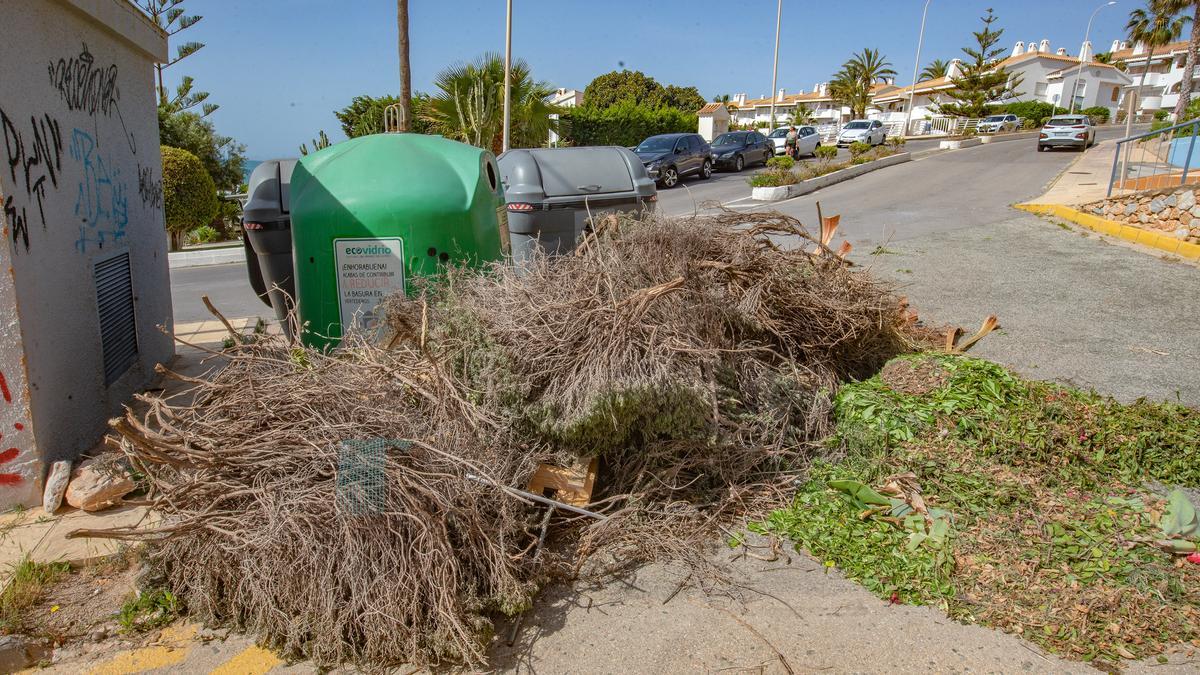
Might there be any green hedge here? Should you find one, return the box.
[1080,106,1111,123]
[997,101,1066,123]
[557,101,698,147]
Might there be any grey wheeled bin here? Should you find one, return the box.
[242,159,297,333]
[497,147,656,261]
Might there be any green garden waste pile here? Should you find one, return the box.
[98,211,926,669]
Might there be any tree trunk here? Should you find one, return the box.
[156,63,165,107]
[1173,5,1200,122]
[397,0,412,131]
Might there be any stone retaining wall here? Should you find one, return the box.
[1083,186,1200,244]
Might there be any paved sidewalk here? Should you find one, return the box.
[1027,139,1116,205]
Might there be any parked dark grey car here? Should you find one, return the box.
[634,133,712,188]
[709,131,773,171]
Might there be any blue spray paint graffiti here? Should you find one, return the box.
[68,128,127,252]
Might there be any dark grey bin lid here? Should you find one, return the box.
[243,159,297,225]
[501,147,655,201]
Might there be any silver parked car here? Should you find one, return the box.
[977,113,1020,134]
[1037,115,1096,152]
[767,126,822,157]
[836,119,886,147]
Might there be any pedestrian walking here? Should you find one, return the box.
[785,125,799,160]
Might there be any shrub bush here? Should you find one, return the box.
[557,101,697,147]
[1000,101,1065,124]
[1022,118,1037,130]
[162,145,219,251]
[765,155,795,170]
[814,145,838,161]
[849,141,871,158]
[1155,109,1170,121]
[749,169,798,187]
[187,225,221,245]
[1081,106,1111,124]
[887,136,906,148]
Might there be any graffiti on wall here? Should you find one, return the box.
[1,108,64,252]
[0,371,27,486]
[137,163,162,210]
[47,43,135,155]
[70,128,128,252]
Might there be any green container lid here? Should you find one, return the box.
[289,133,507,348]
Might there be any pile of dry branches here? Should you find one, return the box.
[99,211,919,669]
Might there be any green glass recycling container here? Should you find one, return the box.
[289,133,508,348]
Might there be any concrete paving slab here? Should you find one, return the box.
[32,505,151,566]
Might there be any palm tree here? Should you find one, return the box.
[830,48,896,118]
[713,93,731,103]
[1127,0,1189,119]
[919,58,949,81]
[1161,0,1200,120]
[424,53,561,153]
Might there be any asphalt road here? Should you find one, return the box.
[170,125,1198,406]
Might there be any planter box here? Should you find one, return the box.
[750,152,911,202]
[750,185,791,201]
[939,138,982,150]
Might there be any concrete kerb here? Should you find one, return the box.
[939,137,982,150]
[1015,202,1200,260]
[979,130,1042,144]
[752,152,912,202]
[169,245,244,268]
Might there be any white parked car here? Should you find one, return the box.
[1037,115,1096,151]
[836,119,886,147]
[977,113,1020,134]
[767,126,821,156]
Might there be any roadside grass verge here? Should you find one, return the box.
[0,557,71,633]
[756,354,1200,666]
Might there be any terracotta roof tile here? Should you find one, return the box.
[1110,40,1188,61]
[697,102,726,114]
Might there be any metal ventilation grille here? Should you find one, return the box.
[94,252,138,385]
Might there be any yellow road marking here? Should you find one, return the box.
[210,645,284,675]
[86,624,197,675]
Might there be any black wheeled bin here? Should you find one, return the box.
[497,147,656,261]
[242,159,297,331]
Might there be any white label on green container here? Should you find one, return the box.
[334,237,405,333]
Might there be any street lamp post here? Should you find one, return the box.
[502,0,513,152]
[903,0,933,139]
[768,0,782,130]
[1068,1,1117,114]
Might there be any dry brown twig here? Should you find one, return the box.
[93,210,926,670]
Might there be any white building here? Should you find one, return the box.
[873,39,1129,133]
[547,87,582,146]
[1110,39,1199,118]
[729,81,898,130]
[0,0,174,507]
[696,103,730,141]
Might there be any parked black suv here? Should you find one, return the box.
[634,133,711,188]
[709,130,774,172]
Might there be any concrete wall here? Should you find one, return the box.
[0,0,171,507]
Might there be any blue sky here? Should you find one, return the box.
[168,0,1139,159]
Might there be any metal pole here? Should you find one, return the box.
[904,0,932,138]
[1068,2,1115,115]
[1120,89,1136,188]
[1181,121,1198,186]
[502,0,513,152]
[768,0,781,131]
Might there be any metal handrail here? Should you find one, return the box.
[1107,117,1200,197]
